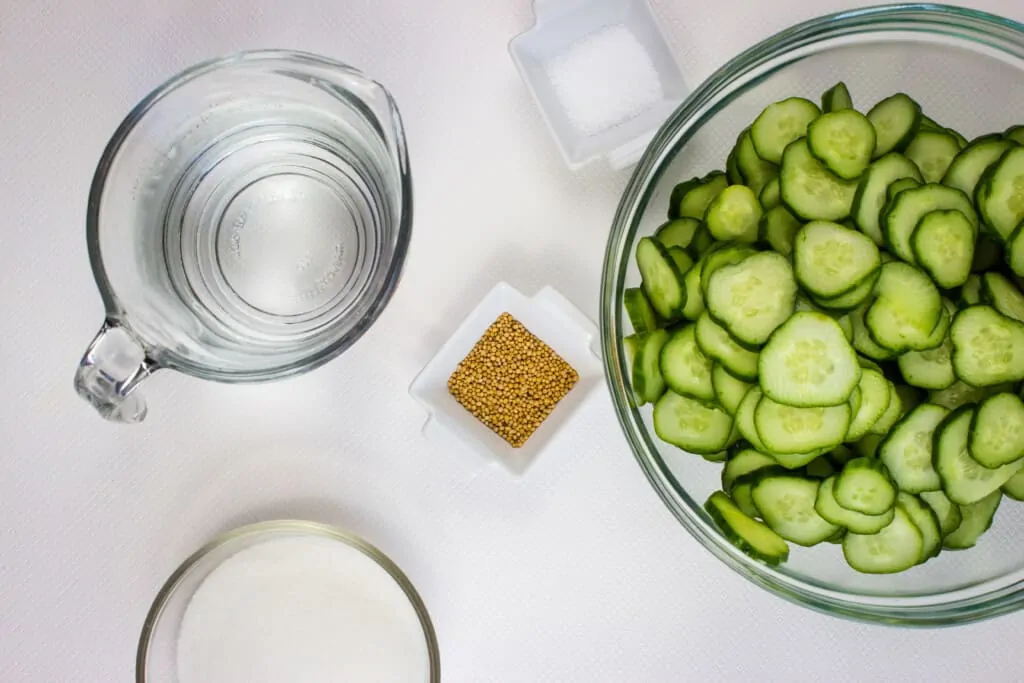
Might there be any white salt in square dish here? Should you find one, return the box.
[509,0,688,170]
[408,282,602,475]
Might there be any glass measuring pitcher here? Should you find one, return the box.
[74,51,412,424]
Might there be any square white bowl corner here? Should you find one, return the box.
[508,0,688,170]
[408,282,603,475]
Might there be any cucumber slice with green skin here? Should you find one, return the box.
[864,262,942,352]
[712,364,754,415]
[807,109,876,180]
[815,476,895,533]
[887,176,922,203]
[623,333,642,366]
[681,252,707,320]
[869,382,904,435]
[751,97,821,165]
[751,471,840,545]
[882,183,978,264]
[866,93,922,157]
[928,380,1014,410]
[764,447,831,470]
[894,384,923,416]
[919,490,963,537]
[722,448,778,492]
[623,287,659,334]
[813,271,878,312]
[636,237,687,320]
[759,177,781,210]
[911,210,974,288]
[943,490,1002,550]
[705,491,790,564]
[730,480,761,519]
[941,134,1014,198]
[758,312,861,407]
[735,129,779,195]
[847,387,863,422]
[794,221,880,298]
[1002,469,1024,500]
[878,403,950,493]
[706,252,797,346]
[794,296,855,342]
[669,171,728,220]
[845,368,892,441]
[968,392,1024,468]
[843,504,923,573]
[667,247,694,276]
[898,336,955,390]
[631,328,670,404]
[660,325,716,401]
[950,306,1024,386]
[687,224,715,259]
[975,146,1024,241]
[959,274,984,307]
[905,129,962,183]
[805,456,836,479]
[701,245,757,294]
[852,153,922,244]
[981,272,1024,323]
[759,205,801,256]
[655,217,702,250]
[701,450,730,463]
[755,396,850,454]
[735,387,767,451]
[780,138,857,221]
[920,115,942,131]
[897,492,942,562]
[1006,221,1024,278]
[726,146,743,185]
[856,432,885,458]
[653,390,735,454]
[947,128,969,149]
[821,81,853,113]
[695,313,759,381]
[830,444,857,467]
[706,185,763,242]
[1005,125,1024,145]
[834,457,898,515]
[934,406,1024,505]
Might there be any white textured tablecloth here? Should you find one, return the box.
[3,1,1024,680]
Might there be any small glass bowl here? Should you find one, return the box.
[136,521,441,682]
[601,4,1024,626]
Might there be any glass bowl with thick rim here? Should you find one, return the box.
[601,3,1024,625]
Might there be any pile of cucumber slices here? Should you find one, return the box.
[623,82,1024,573]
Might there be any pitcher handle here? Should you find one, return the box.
[74,321,156,424]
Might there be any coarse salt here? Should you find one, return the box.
[545,24,663,135]
[176,535,430,683]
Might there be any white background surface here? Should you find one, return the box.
[3,0,1024,681]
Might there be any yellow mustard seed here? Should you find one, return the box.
[448,312,579,448]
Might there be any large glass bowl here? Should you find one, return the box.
[601,3,1024,626]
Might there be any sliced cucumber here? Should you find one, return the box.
[929,380,1014,411]
[623,287,659,334]
[950,306,1024,386]
[655,217,702,250]
[845,368,892,441]
[878,403,949,493]
[896,492,942,562]
[834,457,898,515]
[735,386,767,451]
[855,433,885,458]
[959,274,984,307]
[700,244,757,294]
[669,171,729,220]
[968,392,1024,468]
[731,479,761,519]
[780,138,857,221]
[735,129,779,195]
[681,251,707,320]
[905,129,962,183]
[794,221,880,299]
[758,312,861,407]
[759,177,781,210]
[695,313,759,381]
[653,390,735,454]
[751,472,840,546]
[866,93,922,157]
[1006,222,1024,278]
[755,396,850,454]
[637,237,686,320]
[870,382,904,435]
[623,333,642,367]
[805,455,836,479]
[1002,469,1024,500]
[814,271,877,312]
[759,205,801,256]
[659,325,715,401]
[919,490,963,537]
[816,475,895,533]
[751,97,821,164]
[975,146,1024,241]
[864,262,942,352]
[887,176,922,203]
[898,336,955,390]
[934,406,1024,505]
[705,491,790,564]
[722,449,778,491]
[943,490,1002,550]
[852,153,922,244]
[688,224,715,258]
[821,81,853,113]
[712,364,754,415]
[632,328,670,404]
[807,109,875,179]
[981,272,1024,323]
[706,252,797,346]
[667,246,694,276]
[882,183,977,264]
[706,185,763,242]
[942,134,1015,198]
[911,210,975,288]
[1005,125,1024,145]
[842,505,923,573]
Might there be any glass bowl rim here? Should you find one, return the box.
[600,2,1024,626]
[135,519,441,682]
